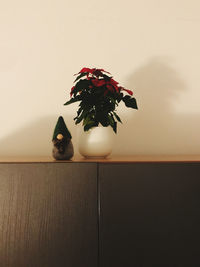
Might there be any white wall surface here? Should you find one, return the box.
[1,0,200,156]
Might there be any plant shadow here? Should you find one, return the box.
[113,57,200,155]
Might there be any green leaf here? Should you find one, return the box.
[113,112,122,123]
[84,121,97,131]
[113,121,117,133]
[102,74,111,80]
[108,114,117,133]
[64,95,81,105]
[75,115,84,124]
[116,93,123,103]
[95,111,109,127]
[74,72,87,82]
[75,110,88,124]
[108,114,115,127]
[79,100,92,111]
[122,96,138,109]
[83,115,92,126]
[109,97,116,109]
[76,79,90,90]
[72,79,90,96]
[77,106,83,116]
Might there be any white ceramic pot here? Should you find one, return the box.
[78,126,114,158]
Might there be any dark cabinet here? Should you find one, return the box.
[0,163,98,267]
[0,160,200,267]
[99,163,200,267]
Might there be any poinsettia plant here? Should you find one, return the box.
[64,67,138,133]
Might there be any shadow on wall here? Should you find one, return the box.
[1,57,200,156]
[113,57,200,155]
[0,115,79,157]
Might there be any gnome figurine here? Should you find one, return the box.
[52,116,74,160]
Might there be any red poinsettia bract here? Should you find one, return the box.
[70,86,75,97]
[70,68,134,97]
[91,78,119,93]
[119,86,133,96]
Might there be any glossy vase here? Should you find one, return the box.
[78,126,114,158]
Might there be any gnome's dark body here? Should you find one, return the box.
[52,116,74,160]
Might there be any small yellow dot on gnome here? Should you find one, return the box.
[57,134,64,140]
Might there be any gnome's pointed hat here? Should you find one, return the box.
[52,116,72,141]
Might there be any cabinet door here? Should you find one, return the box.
[0,163,98,267]
[99,163,200,267]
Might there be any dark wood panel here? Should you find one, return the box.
[0,163,98,267]
[99,163,200,267]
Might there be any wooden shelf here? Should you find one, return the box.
[1,155,200,163]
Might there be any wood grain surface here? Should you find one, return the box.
[0,163,98,267]
[99,162,200,267]
[1,155,200,163]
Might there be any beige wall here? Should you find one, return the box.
[1,0,200,156]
